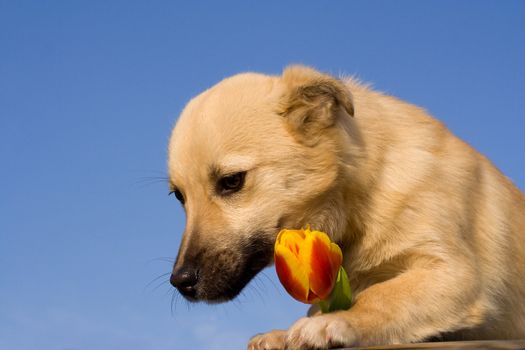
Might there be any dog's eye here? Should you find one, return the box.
[217,172,246,195]
[169,189,185,204]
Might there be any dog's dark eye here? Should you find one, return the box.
[217,172,246,195]
[169,189,185,204]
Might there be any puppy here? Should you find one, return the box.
[167,65,525,349]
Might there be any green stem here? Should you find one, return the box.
[318,300,330,313]
[318,266,352,313]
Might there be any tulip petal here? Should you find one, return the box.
[329,242,343,273]
[276,229,305,257]
[274,244,310,303]
[299,230,342,300]
[307,290,320,303]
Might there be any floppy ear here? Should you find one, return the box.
[278,65,354,143]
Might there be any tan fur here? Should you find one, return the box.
[168,65,525,349]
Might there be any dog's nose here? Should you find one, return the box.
[170,268,198,298]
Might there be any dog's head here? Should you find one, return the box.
[167,65,356,302]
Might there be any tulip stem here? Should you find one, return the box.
[318,267,352,313]
[319,300,330,313]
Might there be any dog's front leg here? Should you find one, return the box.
[285,263,484,349]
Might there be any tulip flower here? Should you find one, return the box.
[274,227,352,312]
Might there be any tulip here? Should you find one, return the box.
[274,227,348,307]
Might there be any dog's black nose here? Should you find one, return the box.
[170,268,198,298]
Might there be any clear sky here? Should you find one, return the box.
[1,1,524,350]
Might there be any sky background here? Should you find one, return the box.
[1,1,524,350]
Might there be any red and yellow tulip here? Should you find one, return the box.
[274,227,347,306]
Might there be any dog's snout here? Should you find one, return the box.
[170,268,198,298]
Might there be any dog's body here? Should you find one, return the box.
[168,66,525,349]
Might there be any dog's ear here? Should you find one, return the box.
[278,65,354,143]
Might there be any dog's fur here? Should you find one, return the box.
[168,65,525,349]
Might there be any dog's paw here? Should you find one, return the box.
[248,330,286,350]
[285,314,358,349]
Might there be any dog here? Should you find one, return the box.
[167,65,525,349]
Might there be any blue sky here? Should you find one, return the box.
[1,1,524,349]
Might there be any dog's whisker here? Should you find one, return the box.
[164,285,173,296]
[254,277,271,303]
[245,276,264,298]
[170,289,181,316]
[230,292,245,311]
[185,298,192,312]
[247,285,265,304]
[132,177,170,189]
[253,275,267,292]
[145,272,171,289]
[259,270,281,294]
[134,177,169,184]
[169,290,175,315]
[144,257,176,265]
[152,279,171,292]
[134,174,169,181]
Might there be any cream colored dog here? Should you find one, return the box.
[167,65,525,350]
